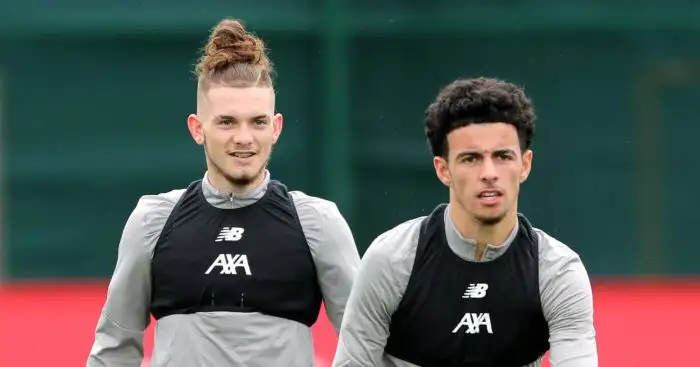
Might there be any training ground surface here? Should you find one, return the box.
[0,279,698,366]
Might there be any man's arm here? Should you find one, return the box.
[541,251,598,367]
[292,193,361,332]
[332,218,422,367]
[87,196,168,366]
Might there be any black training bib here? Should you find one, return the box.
[385,204,550,367]
[149,179,322,327]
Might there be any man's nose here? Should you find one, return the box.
[479,158,498,182]
[232,125,254,145]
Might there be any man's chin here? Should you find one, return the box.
[224,173,256,185]
[474,212,506,226]
[223,168,265,185]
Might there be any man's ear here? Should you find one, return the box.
[520,149,533,183]
[272,113,284,144]
[187,114,204,145]
[433,156,451,187]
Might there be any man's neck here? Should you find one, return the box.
[206,169,267,194]
[448,204,517,261]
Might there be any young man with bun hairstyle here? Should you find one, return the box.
[87,18,361,367]
[333,77,597,367]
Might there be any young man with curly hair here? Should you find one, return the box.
[333,77,598,367]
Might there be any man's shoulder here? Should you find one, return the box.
[533,227,595,325]
[533,227,582,265]
[288,190,340,217]
[533,227,590,290]
[363,215,427,267]
[129,188,188,235]
[374,215,427,246]
[286,191,353,243]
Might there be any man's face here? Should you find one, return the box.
[188,86,283,190]
[433,123,532,225]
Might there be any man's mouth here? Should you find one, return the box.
[229,152,256,158]
[478,189,503,198]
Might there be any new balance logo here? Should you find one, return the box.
[452,312,493,334]
[462,283,488,299]
[204,253,252,275]
[215,227,245,242]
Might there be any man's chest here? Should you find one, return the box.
[153,214,312,282]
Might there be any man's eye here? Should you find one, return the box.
[255,120,267,125]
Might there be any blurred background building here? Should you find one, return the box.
[0,1,698,366]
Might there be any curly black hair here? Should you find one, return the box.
[424,77,535,158]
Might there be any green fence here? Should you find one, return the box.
[2,2,699,279]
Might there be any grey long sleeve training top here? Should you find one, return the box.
[333,205,597,367]
[87,170,361,367]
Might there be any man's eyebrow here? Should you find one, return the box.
[214,114,269,121]
[493,148,517,155]
[454,149,517,158]
[455,151,482,159]
[215,114,236,121]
